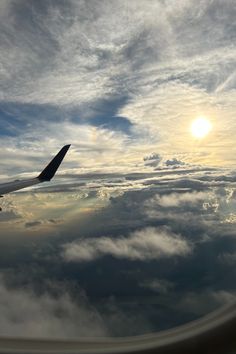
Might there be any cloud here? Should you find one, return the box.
[25,221,42,228]
[0,169,236,336]
[2,165,233,242]
[0,0,235,179]
[147,191,210,208]
[144,153,162,162]
[0,210,20,223]
[140,278,174,294]
[144,153,162,167]
[0,0,174,106]
[0,120,132,178]
[0,1,236,339]
[176,290,236,317]
[0,275,107,338]
[62,227,192,262]
[165,158,185,167]
[218,252,236,265]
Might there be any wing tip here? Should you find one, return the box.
[38,145,71,182]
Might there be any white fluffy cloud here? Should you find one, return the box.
[147,191,209,208]
[62,227,192,262]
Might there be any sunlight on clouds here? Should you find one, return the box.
[120,81,236,167]
[0,121,134,178]
[0,191,108,237]
[223,213,236,224]
[0,1,236,169]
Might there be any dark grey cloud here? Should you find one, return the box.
[144,153,161,161]
[218,252,236,266]
[25,220,42,228]
[0,210,20,222]
[144,153,162,167]
[165,158,186,167]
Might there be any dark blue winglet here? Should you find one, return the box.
[38,145,71,182]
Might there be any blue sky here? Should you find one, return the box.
[0,0,236,339]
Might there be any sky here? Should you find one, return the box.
[0,0,236,340]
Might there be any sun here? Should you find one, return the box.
[191,117,212,138]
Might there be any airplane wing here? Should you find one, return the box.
[0,145,70,196]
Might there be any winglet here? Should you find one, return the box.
[38,145,71,182]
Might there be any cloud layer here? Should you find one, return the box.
[0,166,236,337]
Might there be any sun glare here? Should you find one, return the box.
[191,117,212,139]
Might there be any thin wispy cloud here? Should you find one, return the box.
[0,0,236,176]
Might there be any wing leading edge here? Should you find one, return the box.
[0,145,70,196]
